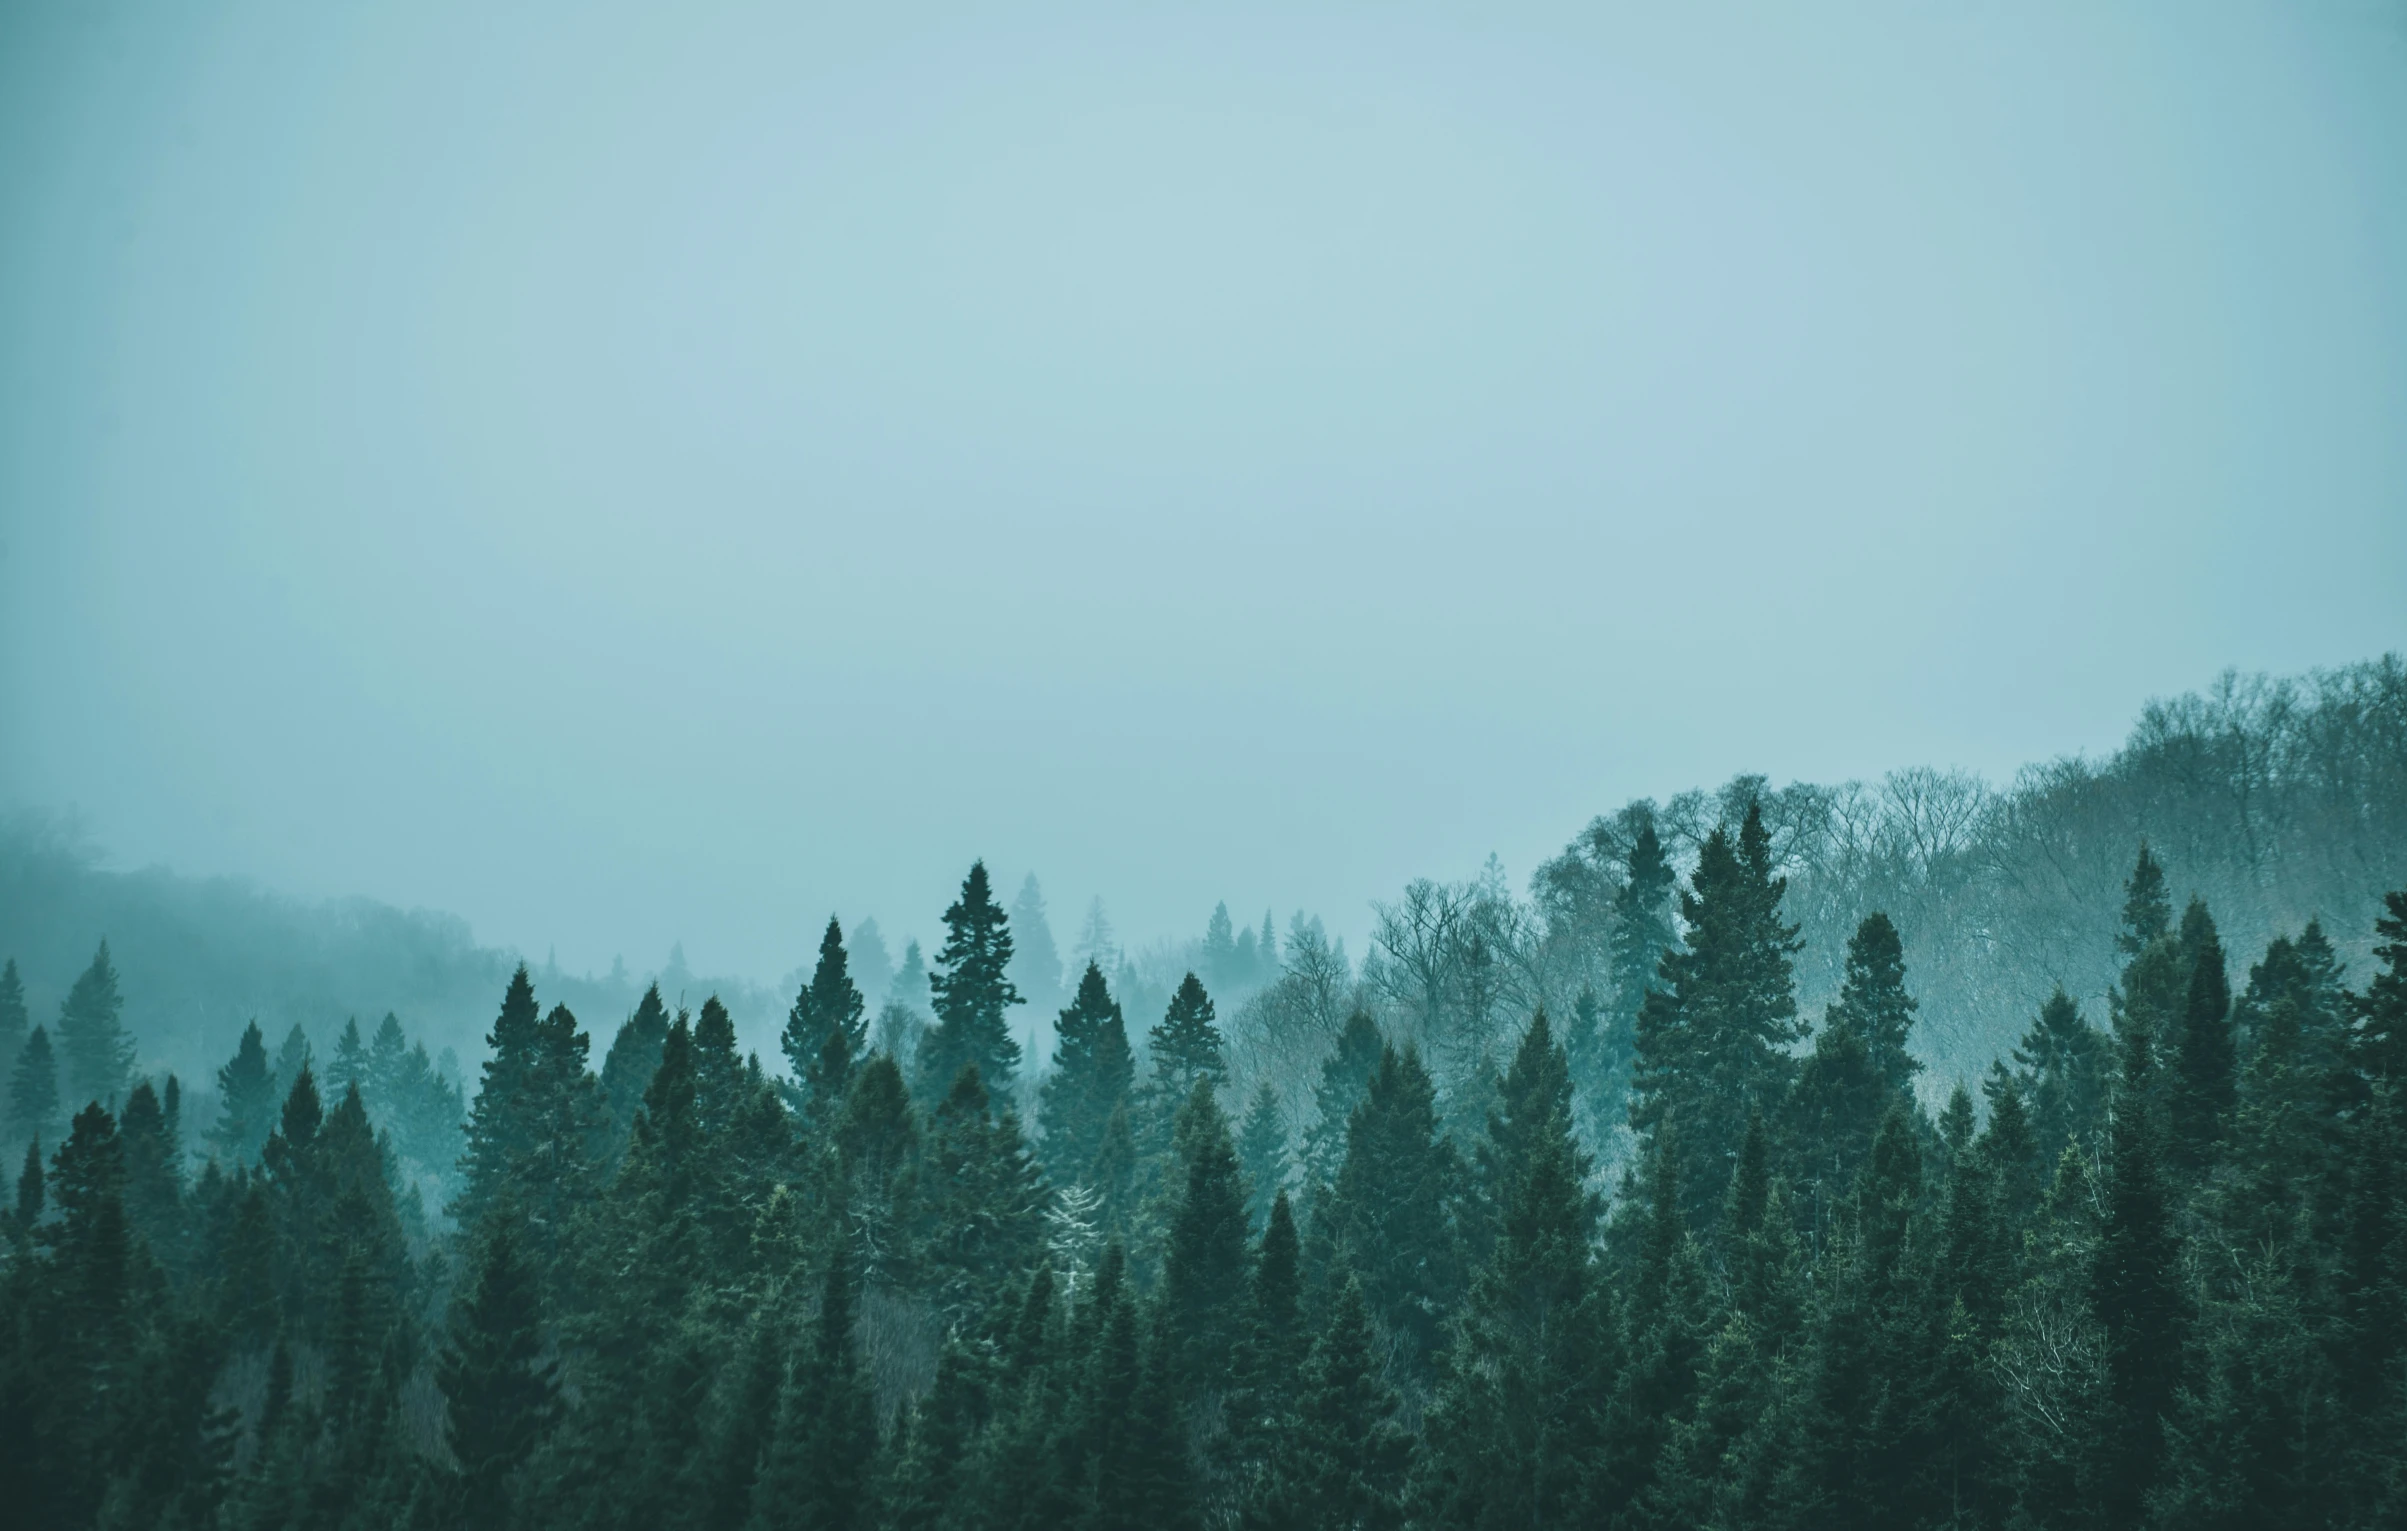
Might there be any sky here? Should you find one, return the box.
[3,0,2404,982]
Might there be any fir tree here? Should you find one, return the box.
[1608,813,1679,1047]
[331,1015,369,1096]
[750,1243,878,1531]
[1236,1080,1290,1234]
[1149,972,1226,1099]
[1830,912,1921,1098]
[441,1216,561,1531]
[599,982,672,1144]
[1038,960,1133,1185]
[453,967,602,1270]
[918,862,1024,1099]
[922,1064,1044,1322]
[2093,1021,2185,1522]
[2353,889,2407,1084]
[1008,873,1066,1017]
[1252,1276,1409,1531]
[1630,802,1805,1230]
[2118,841,2171,956]
[783,917,869,1123]
[209,1020,279,1166]
[1159,1078,1250,1395]
[1317,1042,1463,1372]
[2168,915,2236,1176]
[119,1077,186,1273]
[1301,1008,1384,1190]
[0,957,25,1077]
[2012,987,2110,1166]
[8,1023,60,1150]
[54,940,134,1110]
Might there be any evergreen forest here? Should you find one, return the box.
[5,674,2407,1529]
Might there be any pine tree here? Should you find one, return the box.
[784,917,869,1124]
[1832,912,1921,1097]
[1630,801,1805,1231]
[1301,1009,1384,1190]
[2093,1021,2185,1522]
[441,1216,561,1531]
[1009,873,1066,1017]
[1149,972,1226,1099]
[750,1243,878,1531]
[273,1022,312,1099]
[1608,813,1678,1051]
[208,1020,279,1166]
[1317,1042,1463,1372]
[922,1064,1044,1322]
[1160,1078,1250,1396]
[0,957,25,1079]
[332,1015,369,1095]
[453,967,602,1270]
[1038,961,1133,1185]
[599,982,672,1145]
[1252,1276,1409,1531]
[2353,890,2407,1084]
[918,862,1024,1099]
[1469,1007,1573,1268]
[8,1023,59,1150]
[2013,986,2111,1166]
[1415,1053,1603,1530]
[54,940,134,1110]
[119,1077,186,1273]
[2168,915,2236,1176]
[1236,1081,1290,1233]
[2119,842,2171,956]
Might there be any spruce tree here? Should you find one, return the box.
[209,1020,279,1166]
[453,967,602,1271]
[1038,961,1133,1185]
[1159,1078,1250,1395]
[783,917,869,1123]
[1831,912,1921,1097]
[599,982,672,1145]
[1415,1062,1603,1530]
[331,1015,369,1096]
[0,957,25,1078]
[2012,986,2111,1166]
[1606,815,1678,1078]
[918,861,1024,1099]
[1252,1276,1409,1531]
[440,1216,561,1531]
[119,1078,186,1274]
[1008,873,1066,1016]
[750,1243,878,1531]
[2093,1020,2185,1522]
[1630,802,1804,1230]
[8,1023,59,1150]
[2119,841,2171,956]
[2168,916,2236,1176]
[54,941,134,1110]
[1300,1008,1384,1190]
[1235,1080,1290,1233]
[2352,889,2407,1083]
[1149,972,1226,1099]
[1317,1042,1463,1372]
[922,1064,1044,1322]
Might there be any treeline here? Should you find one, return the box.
[5,824,2407,1530]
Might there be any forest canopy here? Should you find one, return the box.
[2,655,2405,1529]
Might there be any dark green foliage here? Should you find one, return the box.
[784,916,870,1124]
[2094,1022,2186,1521]
[1301,1008,1384,1189]
[2120,841,2171,956]
[453,967,602,1270]
[441,1216,560,1530]
[1631,802,1805,1231]
[1316,1042,1463,1373]
[1251,1277,1409,1531]
[1236,1080,1290,1233]
[0,957,25,1074]
[2354,889,2407,1082]
[2169,916,2236,1175]
[918,861,1024,1100]
[750,1243,878,1531]
[1038,961,1133,1184]
[54,941,134,1112]
[1149,971,1226,1098]
[8,1022,60,1149]
[922,1064,1044,1321]
[2013,986,2111,1166]
[599,981,671,1143]
[1159,1079,1250,1394]
[209,1019,279,1165]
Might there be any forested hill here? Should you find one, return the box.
[2,658,2407,1528]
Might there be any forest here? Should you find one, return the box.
[3,660,2407,1529]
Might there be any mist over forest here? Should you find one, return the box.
[8,0,2407,1527]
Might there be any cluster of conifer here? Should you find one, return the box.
[4,836,2405,1530]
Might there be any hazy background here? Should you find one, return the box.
[4,0,2404,987]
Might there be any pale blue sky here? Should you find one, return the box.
[4,0,2403,979]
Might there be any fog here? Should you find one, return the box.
[3,0,2403,985]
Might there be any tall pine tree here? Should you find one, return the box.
[918,862,1024,1100]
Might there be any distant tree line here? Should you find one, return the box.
[5,817,2407,1528]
